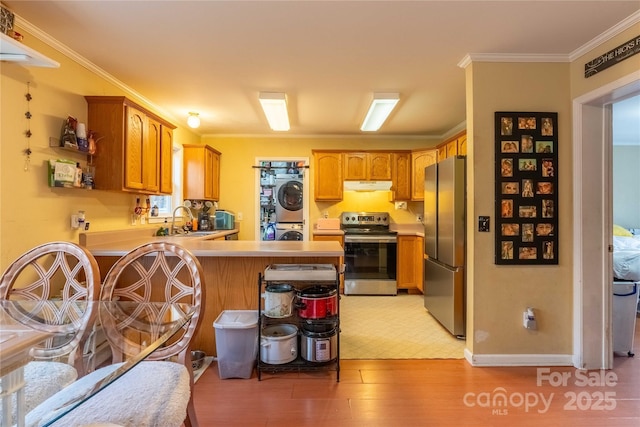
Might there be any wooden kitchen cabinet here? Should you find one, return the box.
[343,152,368,180]
[437,131,467,162]
[85,96,175,195]
[369,152,392,180]
[145,117,161,193]
[159,124,174,194]
[343,152,392,181]
[411,149,438,201]
[183,144,221,201]
[397,235,424,292]
[457,133,467,156]
[313,151,343,201]
[391,152,411,201]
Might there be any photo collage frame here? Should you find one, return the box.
[494,112,558,265]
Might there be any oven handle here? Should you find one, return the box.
[344,236,398,243]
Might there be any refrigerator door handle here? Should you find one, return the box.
[425,256,461,272]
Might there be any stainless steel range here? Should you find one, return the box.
[341,212,397,296]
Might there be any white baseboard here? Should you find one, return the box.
[464,348,574,367]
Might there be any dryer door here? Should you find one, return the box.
[275,179,303,222]
[278,230,304,241]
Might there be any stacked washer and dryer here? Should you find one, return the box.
[274,174,305,240]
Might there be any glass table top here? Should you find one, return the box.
[0,300,195,427]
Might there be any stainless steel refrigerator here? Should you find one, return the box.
[423,156,466,337]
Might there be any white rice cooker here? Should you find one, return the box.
[260,324,298,364]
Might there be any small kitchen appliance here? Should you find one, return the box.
[296,286,338,319]
[260,324,298,364]
[215,210,235,230]
[262,284,295,318]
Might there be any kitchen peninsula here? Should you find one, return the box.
[80,230,343,355]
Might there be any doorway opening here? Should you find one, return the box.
[254,157,309,241]
[573,72,640,370]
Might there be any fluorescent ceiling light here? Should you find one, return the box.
[259,92,290,131]
[187,112,200,128]
[360,93,400,132]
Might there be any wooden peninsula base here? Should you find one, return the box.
[82,233,343,357]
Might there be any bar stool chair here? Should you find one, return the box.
[26,242,205,427]
[0,241,100,424]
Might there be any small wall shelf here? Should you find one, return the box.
[0,32,60,68]
[49,137,92,159]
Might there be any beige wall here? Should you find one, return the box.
[0,26,200,269]
[466,61,574,355]
[203,136,435,240]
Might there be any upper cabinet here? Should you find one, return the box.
[183,144,221,201]
[343,153,368,180]
[85,96,175,195]
[411,149,438,201]
[159,125,173,194]
[438,131,467,162]
[313,151,343,201]
[457,133,467,156]
[391,152,411,201]
[343,152,392,181]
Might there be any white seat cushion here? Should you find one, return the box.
[0,361,77,425]
[25,361,190,427]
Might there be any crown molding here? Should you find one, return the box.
[14,15,177,124]
[569,10,640,61]
[458,53,569,68]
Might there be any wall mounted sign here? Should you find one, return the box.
[585,34,640,78]
[494,112,558,265]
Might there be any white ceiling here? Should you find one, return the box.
[4,1,640,138]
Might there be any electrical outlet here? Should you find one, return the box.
[523,308,537,330]
[237,212,243,221]
[416,214,423,222]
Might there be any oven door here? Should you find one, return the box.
[343,235,397,295]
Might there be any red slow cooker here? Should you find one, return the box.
[296,286,337,319]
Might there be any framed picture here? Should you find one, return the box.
[495,112,558,265]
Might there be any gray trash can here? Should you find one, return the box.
[213,310,258,379]
[613,281,639,357]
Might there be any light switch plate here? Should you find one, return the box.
[478,216,490,232]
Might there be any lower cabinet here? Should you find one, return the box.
[397,235,424,292]
[257,264,340,381]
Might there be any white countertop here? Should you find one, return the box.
[82,231,343,258]
[312,223,424,237]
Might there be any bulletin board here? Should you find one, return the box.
[494,112,558,265]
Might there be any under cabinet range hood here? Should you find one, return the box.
[343,181,392,192]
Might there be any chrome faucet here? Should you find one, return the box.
[171,205,194,235]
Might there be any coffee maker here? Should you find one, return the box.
[198,211,211,230]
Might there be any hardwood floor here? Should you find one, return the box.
[191,321,640,426]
